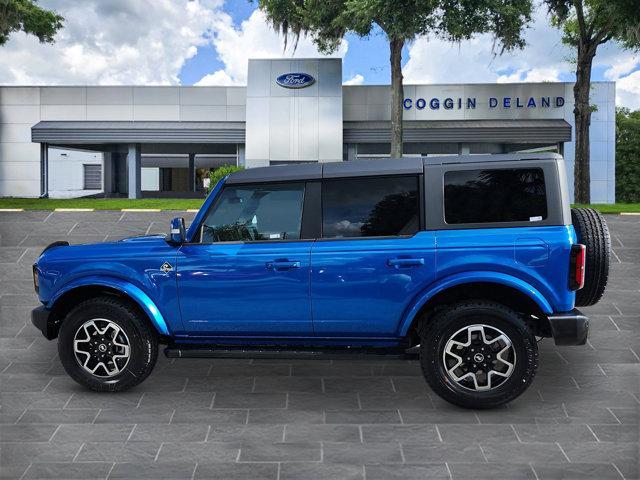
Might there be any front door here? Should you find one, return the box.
[177,182,313,336]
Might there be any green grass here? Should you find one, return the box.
[0,198,205,210]
[1,197,639,214]
[572,203,640,214]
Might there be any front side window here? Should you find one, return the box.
[200,183,305,242]
[444,168,547,224]
[322,176,420,238]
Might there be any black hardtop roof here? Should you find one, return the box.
[225,153,562,184]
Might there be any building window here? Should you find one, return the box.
[322,176,419,238]
[83,164,102,190]
[200,183,305,243]
[444,168,547,224]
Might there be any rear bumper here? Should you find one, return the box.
[548,309,589,346]
[31,305,57,340]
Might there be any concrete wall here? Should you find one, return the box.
[0,80,615,202]
[0,86,247,197]
[245,59,343,167]
[48,148,103,198]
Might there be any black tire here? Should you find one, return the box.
[58,296,158,392]
[571,207,611,307]
[419,301,538,409]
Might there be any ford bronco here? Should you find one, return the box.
[31,153,610,408]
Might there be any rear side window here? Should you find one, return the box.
[444,168,547,224]
[201,183,305,242]
[322,176,419,238]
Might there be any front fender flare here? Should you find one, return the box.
[397,271,553,337]
[49,276,170,336]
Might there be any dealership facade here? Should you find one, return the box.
[0,58,616,202]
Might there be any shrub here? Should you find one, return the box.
[616,108,640,203]
[207,164,244,194]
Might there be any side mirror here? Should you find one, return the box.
[168,217,186,244]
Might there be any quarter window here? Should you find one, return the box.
[444,168,547,224]
[201,183,305,242]
[322,176,420,238]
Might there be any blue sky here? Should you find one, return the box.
[1,0,637,107]
[178,1,623,87]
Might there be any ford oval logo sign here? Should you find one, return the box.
[276,73,315,89]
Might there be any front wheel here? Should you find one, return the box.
[58,296,158,392]
[419,301,538,409]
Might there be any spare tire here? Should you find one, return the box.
[571,208,611,307]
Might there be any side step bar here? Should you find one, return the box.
[165,345,418,360]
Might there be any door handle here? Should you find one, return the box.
[266,260,301,270]
[387,257,424,268]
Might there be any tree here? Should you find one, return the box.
[545,0,640,203]
[615,107,640,203]
[0,0,64,46]
[258,0,532,158]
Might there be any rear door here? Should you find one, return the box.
[177,181,315,336]
[310,175,436,337]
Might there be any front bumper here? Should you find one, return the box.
[548,308,589,346]
[31,306,57,340]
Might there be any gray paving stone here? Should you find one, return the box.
[280,462,364,480]
[18,409,99,424]
[108,461,196,479]
[170,408,248,424]
[365,463,449,480]
[361,424,439,443]
[75,441,161,463]
[194,462,278,480]
[287,393,359,410]
[285,424,360,442]
[213,392,287,408]
[0,424,58,442]
[156,441,240,463]
[93,407,174,424]
[449,462,537,479]
[248,408,324,425]
[532,462,624,479]
[129,423,209,442]
[0,441,82,465]
[323,441,403,464]
[439,424,518,443]
[402,442,485,463]
[480,442,568,463]
[238,441,321,462]
[325,409,401,424]
[51,424,135,443]
[22,462,113,479]
[514,423,598,442]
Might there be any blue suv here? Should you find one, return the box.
[31,154,610,408]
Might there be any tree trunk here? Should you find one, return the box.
[573,45,595,204]
[390,37,404,159]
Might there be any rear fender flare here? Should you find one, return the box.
[49,276,170,336]
[397,271,553,337]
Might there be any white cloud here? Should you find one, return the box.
[497,67,561,83]
[197,9,348,86]
[403,8,572,85]
[343,74,364,85]
[402,6,639,108]
[0,0,224,85]
[616,70,640,109]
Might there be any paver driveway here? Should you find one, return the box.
[0,211,638,480]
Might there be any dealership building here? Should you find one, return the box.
[0,58,615,202]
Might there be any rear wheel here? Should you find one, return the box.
[419,301,538,409]
[58,296,158,392]
[571,207,611,306]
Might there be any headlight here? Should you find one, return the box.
[32,265,39,294]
